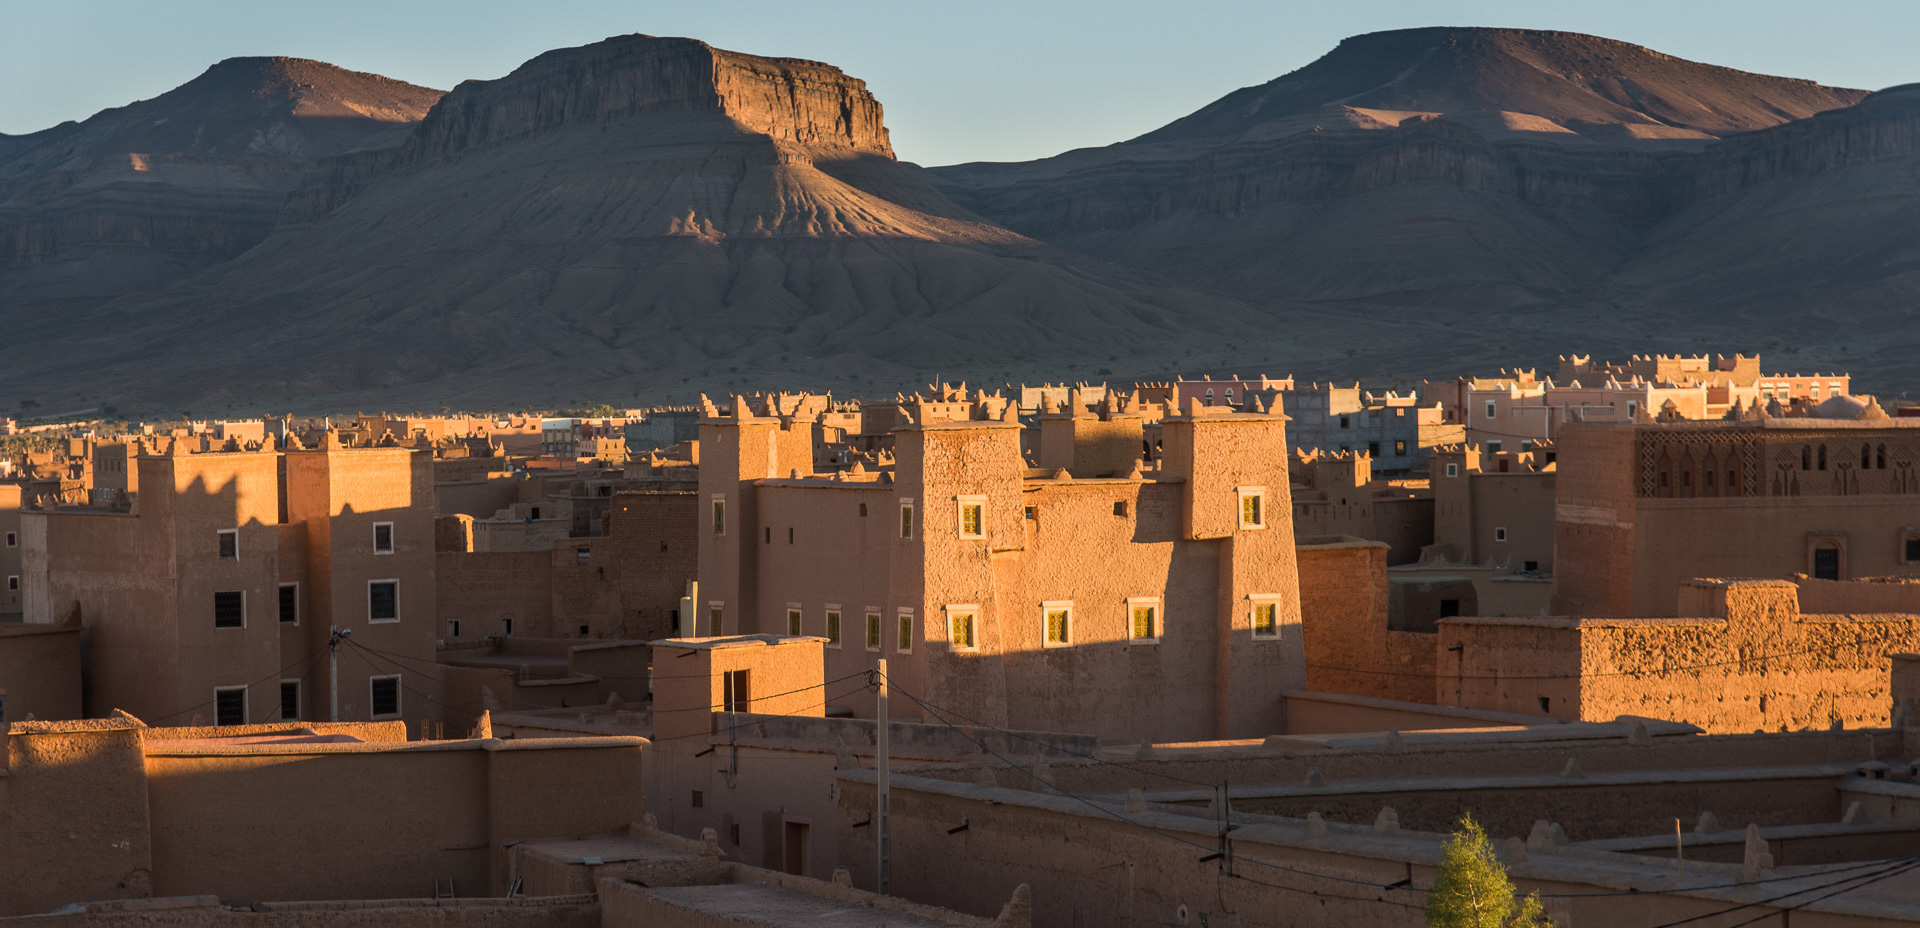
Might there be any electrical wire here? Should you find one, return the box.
[1644,855,1920,928]
[147,649,321,726]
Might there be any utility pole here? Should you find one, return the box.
[329,626,351,722]
[876,658,890,895]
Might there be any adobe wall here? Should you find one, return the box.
[551,491,698,642]
[1444,581,1920,731]
[0,622,82,721]
[1796,576,1920,615]
[10,894,600,928]
[1,722,154,917]
[1894,654,1920,718]
[435,474,522,518]
[1471,472,1556,572]
[1297,540,1430,703]
[437,550,551,641]
[1550,423,1638,615]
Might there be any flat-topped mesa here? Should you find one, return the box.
[397,34,893,166]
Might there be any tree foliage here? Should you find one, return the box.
[1427,815,1555,928]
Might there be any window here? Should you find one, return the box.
[1445,463,1459,478]
[691,790,704,808]
[1394,440,1407,456]
[504,618,514,635]
[1484,401,1496,419]
[1368,441,1380,457]
[1493,527,1508,543]
[1025,505,1037,520]
[369,676,401,718]
[899,499,914,539]
[897,609,913,653]
[218,529,238,560]
[1907,538,1920,564]
[369,580,399,623]
[826,609,842,647]
[279,681,300,721]
[215,687,246,726]
[1818,445,1828,471]
[708,602,724,637]
[859,503,868,517]
[6,576,16,592]
[1626,402,1637,419]
[1802,445,1813,470]
[946,606,978,651]
[1813,546,1841,581]
[722,669,752,712]
[788,606,803,636]
[711,497,727,535]
[957,496,986,539]
[1127,599,1160,642]
[576,547,591,565]
[1043,602,1072,647]
[1524,560,1539,572]
[1439,599,1461,618]
[214,590,245,628]
[530,506,541,520]
[1485,440,1502,454]
[1113,500,1128,517]
[1250,598,1280,638]
[1237,487,1266,529]
[278,583,298,624]
[1879,445,1888,470]
[373,522,394,554]
[1340,416,1351,429]
[448,619,461,638]
[4,531,14,547]
[765,527,771,544]
[866,611,882,651]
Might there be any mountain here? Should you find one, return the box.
[0,58,443,317]
[0,36,1279,413]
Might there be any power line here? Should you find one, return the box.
[1645,855,1920,928]
[148,649,321,726]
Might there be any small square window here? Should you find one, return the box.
[448,619,461,638]
[1237,487,1266,529]
[1024,505,1037,520]
[1113,500,1128,517]
[217,529,238,560]
[279,680,300,721]
[865,612,882,651]
[897,610,914,653]
[215,687,246,726]
[4,531,15,547]
[1394,440,1407,456]
[826,610,842,647]
[947,607,978,651]
[214,590,245,628]
[373,522,394,554]
[278,583,298,624]
[1043,602,1072,647]
[1484,401,1497,419]
[957,497,985,540]
[788,607,803,636]
[900,500,915,539]
[692,790,705,809]
[369,581,399,622]
[1128,600,1159,642]
[711,498,727,535]
[1251,599,1279,638]
[576,547,591,566]
[1339,416,1350,429]
[1494,527,1508,543]
[6,575,16,592]
[1446,462,1459,478]
[369,676,400,718]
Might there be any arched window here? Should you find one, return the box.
[1802,445,1812,470]
[1864,444,1874,469]
[1879,444,1888,470]
[1818,445,1828,471]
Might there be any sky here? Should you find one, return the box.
[3,0,1916,166]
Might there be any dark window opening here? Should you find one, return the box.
[788,527,794,544]
[765,527,771,544]
[530,506,541,520]
[723,669,751,712]
[1024,506,1037,520]
[1906,538,1920,563]
[1814,547,1841,581]
[218,531,238,560]
[216,689,245,726]
[278,585,297,624]
[1368,441,1380,457]
[579,624,590,636]
[370,677,399,716]
[279,682,299,721]
[214,591,244,628]
[1537,696,1551,715]
[1523,561,1539,572]
[1438,599,1461,618]
[1802,446,1812,470]
[859,503,868,517]
[1818,445,1828,471]
[369,582,398,621]
[1113,500,1128,517]
[692,790,704,808]
[373,523,393,553]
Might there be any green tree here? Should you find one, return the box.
[1426,815,1554,928]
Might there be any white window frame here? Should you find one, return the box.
[1494,527,1508,543]
[278,678,302,721]
[787,604,803,637]
[1484,401,1497,419]
[213,685,248,726]
[896,608,914,653]
[277,582,299,625]
[956,495,987,540]
[372,521,395,555]
[1249,594,1284,640]
[214,589,247,629]
[1445,462,1459,478]
[945,604,980,652]
[368,674,402,720]
[217,528,239,560]
[711,495,727,536]
[1042,601,1073,648]
[7,575,17,591]
[824,605,843,649]
[1236,486,1267,530]
[899,498,915,540]
[1126,596,1161,644]
[865,610,882,652]
[368,579,401,624]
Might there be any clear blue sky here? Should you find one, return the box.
[3,0,1915,166]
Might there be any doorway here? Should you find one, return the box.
[782,817,812,877]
